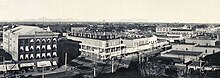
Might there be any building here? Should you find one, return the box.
[3,25,59,71]
[67,30,171,61]
[156,34,184,43]
[123,35,168,54]
[156,25,195,38]
[161,50,203,63]
[67,32,126,61]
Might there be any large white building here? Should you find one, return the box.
[67,32,126,60]
[67,31,170,61]
[3,25,59,71]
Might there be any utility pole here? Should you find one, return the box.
[93,53,96,77]
[111,57,114,73]
[65,52,67,70]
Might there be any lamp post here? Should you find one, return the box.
[41,64,47,78]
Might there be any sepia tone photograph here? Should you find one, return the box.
[0,0,220,78]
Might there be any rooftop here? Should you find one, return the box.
[5,25,58,35]
[156,35,180,38]
[171,29,193,31]
[165,50,202,56]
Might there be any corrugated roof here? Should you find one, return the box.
[165,50,202,56]
[8,26,52,35]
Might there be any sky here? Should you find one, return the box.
[0,0,220,23]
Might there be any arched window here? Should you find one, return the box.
[20,46,24,51]
[53,52,57,57]
[30,39,34,43]
[42,39,46,43]
[47,53,51,58]
[36,45,40,51]
[25,46,29,51]
[42,45,46,51]
[42,53,46,58]
[36,39,40,43]
[47,38,51,43]
[30,54,34,59]
[53,38,57,42]
[30,46,34,51]
[47,45,51,50]
[25,54,29,60]
[36,53,40,59]
[53,45,57,49]
[20,55,24,60]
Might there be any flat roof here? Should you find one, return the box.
[156,35,180,38]
[165,50,202,56]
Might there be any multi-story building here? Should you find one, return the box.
[67,31,171,61]
[3,25,59,71]
[156,25,195,38]
[67,32,126,61]
[156,34,184,43]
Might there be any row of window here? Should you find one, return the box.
[19,38,57,44]
[81,45,123,53]
[20,45,57,52]
[19,52,57,60]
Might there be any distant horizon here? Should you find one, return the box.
[1,0,220,23]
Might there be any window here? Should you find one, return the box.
[36,39,40,43]
[30,39,34,43]
[20,55,24,60]
[25,54,29,60]
[25,46,29,51]
[42,45,46,51]
[53,45,57,49]
[36,53,40,59]
[30,54,34,59]
[47,45,51,50]
[47,53,51,58]
[53,52,57,57]
[53,38,57,42]
[42,39,46,43]
[20,46,24,51]
[42,53,46,58]
[47,38,51,43]
[36,45,40,51]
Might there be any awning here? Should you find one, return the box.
[0,65,7,71]
[20,63,35,67]
[6,64,19,71]
[37,61,52,67]
[52,61,57,66]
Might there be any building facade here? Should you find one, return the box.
[3,26,59,71]
[67,32,126,61]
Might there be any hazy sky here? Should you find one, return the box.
[0,0,220,23]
